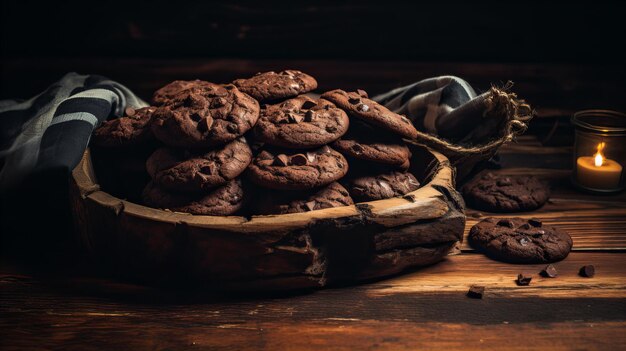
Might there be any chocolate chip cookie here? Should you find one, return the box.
[146,137,252,192]
[321,89,418,140]
[332,120,411,168]
[462,172,550,212]
[92,106,157,147]
[152,80,215,106]
[142,179,244,215]
[346,171,420,202]
[151,83,260,148]
[468,217,573,263]
[246,146,348,190]
[232,70,318,102]
[252,182,354,215]
[253,96,349,149]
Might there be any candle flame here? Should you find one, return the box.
[594,142,606,167]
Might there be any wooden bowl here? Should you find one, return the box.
[70,142,465,291]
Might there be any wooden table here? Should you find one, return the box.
[1,61,626,350]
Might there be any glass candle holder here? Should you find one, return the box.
[571,110,626,193]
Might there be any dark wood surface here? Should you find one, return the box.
[1,61,626,350]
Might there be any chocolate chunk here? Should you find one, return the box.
[190,112,203,122]
[351,144,364,154]
[199,164,215,175]
[497,178,512,186]
[125,107,136,117]
[290,154,308,166]
[528,218,543,227]
[516,274,532,286]
[519,223,532,230]
[357,104,370,112]
[198,117,213,132]
[274,154,289,166]
[226,123,239,133]
[304,201,317,211]
[467,285,485,299]
[497,219,514,228]
[579,265,595,278]
[540,264,558,278]
[287,113,303,123]
[301,100,317,110]
[304,110,314,122]
[356,89,368,98]
[348,97,361,104]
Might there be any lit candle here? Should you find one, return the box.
[576,142,623,190]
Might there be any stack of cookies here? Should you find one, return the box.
[91,70,424,216]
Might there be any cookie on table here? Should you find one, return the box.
[332,120,411,169]
[152,80,215,106]
[246,146,348,190]
[468,217,573,263]
[253,96,349,149]
[345,171,420,202]
[151,83,260,148]
[462,172,550,212]
[146,137,252,192]
[321,89,418,140]
[92,106,157,148]
[252,182,354,215]
[142,179,244,216]
[232,70,318,102]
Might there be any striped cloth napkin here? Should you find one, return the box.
[0,73,146,191]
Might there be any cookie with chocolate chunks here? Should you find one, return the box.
[253,96,349,149]
[252,182,354,215]
[146,137,252,192]
[321,89,418,140]
[346,171,420,202]
[92,106,157,148]
[151,83,259,148]
[332,120,411,169]
[462,172,550,212]
[152,80,215,106]
[468,217,573,264]
[232,70,318,102]
[142,179,244,216]
[246,146,348,190]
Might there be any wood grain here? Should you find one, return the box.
[1,252,625,350]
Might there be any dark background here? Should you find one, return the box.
[1,1,626,100]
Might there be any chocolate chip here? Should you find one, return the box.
[304,201,317,211]
[356,89,368,98]
[323,104,331,110]
[199,164,215,175]
[326,125,337,132]
[304,110,314,122]
[125,107,136,117]
[226,123,239,133]
[287,113,303,123]
[579,265,595,277]
[224,84,235,90]
[352,144,364,154]
[519,223,532,230]
[290,154,308,166]
[197,117,213,132]
[528,218,543,227]
[211,97,226,108]
[356,104,370,112]
[497,219,514,228]
[467,285,485,299]
[273,154,289,166]
[519,237,530,246]
[190,112,203,122]
[516,274,532,286]
[348,97,361,105]
[403,194,416,202]
[540,264,558,278]
[497,178,512,186]
[301,100,317,110]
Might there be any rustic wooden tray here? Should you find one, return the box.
[70,142,465,291]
